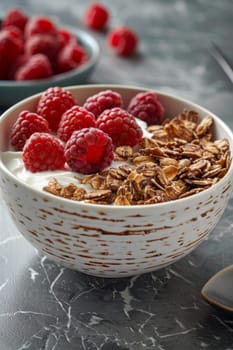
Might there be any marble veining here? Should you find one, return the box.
[1,203,233,350]
[0,0,233,349]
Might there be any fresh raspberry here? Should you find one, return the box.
[37,87,77,132]
[9,54,28,80]
[23,132,66,172]
[65,127,114,174]
[83,3,109,30]
[2,7,28,33]
[127,91,165,125]
[25,16,57,39]
[2,25,24,42]
[10,110,50,151]
[96,107,143,147]
[0,60,9,80]
[0,30,23,65]
[57,106,96,142]
[57,42,88,73]
[83,90,123,118]
[108,26,138,56]
[57,28,76,49]
[25,34,59,61]
[15,53,53,81]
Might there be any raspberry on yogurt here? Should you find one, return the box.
[127,91,165,125]
[5,87,166,186]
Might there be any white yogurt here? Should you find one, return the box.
[2,119,151,191]
[1,151,78,190]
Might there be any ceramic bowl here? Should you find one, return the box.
[0,28,99,107]
[0,85,233,278]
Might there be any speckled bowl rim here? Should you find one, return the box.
[1,83,233,211]
[0,28,100,86]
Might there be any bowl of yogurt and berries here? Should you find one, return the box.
[0,84,233,277]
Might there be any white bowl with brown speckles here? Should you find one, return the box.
[0,85,233,278]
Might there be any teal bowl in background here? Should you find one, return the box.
[0,28,99,108]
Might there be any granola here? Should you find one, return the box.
[43,110,231,205]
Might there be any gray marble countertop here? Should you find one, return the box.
[0,1,233,349]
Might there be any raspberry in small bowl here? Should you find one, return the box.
[0,10,99,107]
[0,84,233,278]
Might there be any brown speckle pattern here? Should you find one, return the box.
[1,171,232,279]
[1,98,233,277]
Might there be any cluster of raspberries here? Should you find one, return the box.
[0,8,89,81]
[83,3,138,56]
[10,87,164,174]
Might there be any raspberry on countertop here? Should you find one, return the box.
[83,3,109,30]
[108,26,138,56]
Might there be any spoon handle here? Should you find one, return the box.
[209,43,233,84]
